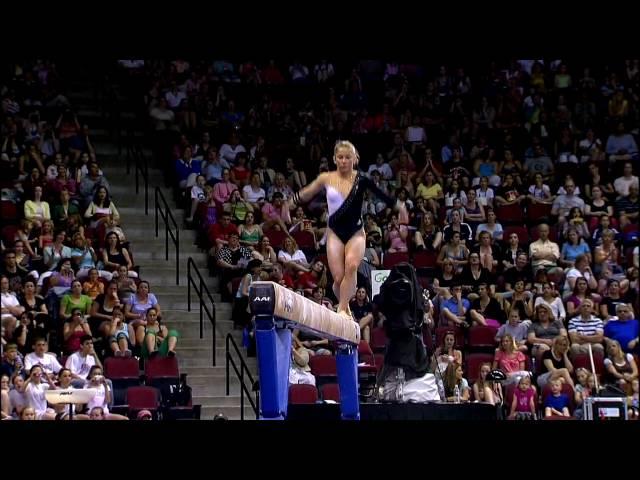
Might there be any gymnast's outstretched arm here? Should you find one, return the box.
[288,172,329,208]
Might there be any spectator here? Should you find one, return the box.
[212,168,238,207]
[605,122,638,162]
[568,299,605,355]
[440,284,470,328]
[508,375,537,420]
[573,367,596,420]
[566,276,599,319]
[600,279,633,321]
[534,282,566,324]
[124,280,161,334]
[349,287,374,343]
[604,304,639,354]
[217,232,258,298]
[475,176,495,208]
[106,308,134,357]
[384,213,408,253]
[529,224,563,278]
[475,208,504,243]
[101,232,135,276]
[492,334,529,384]
[23,365,57,420]
[202,148,229,185]
[473,362,501,405]
[59,280,92,323]
[84,186,119,229]
[537,335,574,389]
[527,173,554,204]
[613,162,639,198]
[442,362,470,402]
[603,339,638,394]
[140,307,178,359]
[23,186,50,229]
[78,162,110,210]
[544,378,571,418]
[175,146,201,190]
[208,214,239,255]
[84,365,128,420]
[615,184,640,229]
[494,173,524,207]
[65,335,101,385]
[219,133,246,167]
[62,307,92,355]
[495,310,528,352]
[2,275,24,336]
[528,303,567,357]
[460,256,495,299]
[1,342,24,379]
[278,237,310,274]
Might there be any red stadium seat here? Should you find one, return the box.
[309,355,337,378]
[370,327,387,353]
[126,386,161,418]
[320,383,341,402]
[526,202,553,225]
[288,384,318,404]
[468,326,499,349]
[382,252,410,269]
[570,351,605,377]
[495,204,524,225]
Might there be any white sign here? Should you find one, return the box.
[371,269,390,298]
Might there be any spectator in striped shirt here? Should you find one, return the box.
[568,299,605,355]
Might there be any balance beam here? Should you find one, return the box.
[249,281,360,420]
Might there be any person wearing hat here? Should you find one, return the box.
[288,338,316,386]
[136,409,153,420]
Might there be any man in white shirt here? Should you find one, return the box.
[613,162,639,198]
[367,154,394,180]
[66,335,102,387]
[218,133,246,166]
[24,337,63,380]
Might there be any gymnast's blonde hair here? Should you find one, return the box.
[333,140,360,165]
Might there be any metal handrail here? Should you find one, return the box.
[154,187,180,285]
[186,257,217,366]
[226,333,259,420]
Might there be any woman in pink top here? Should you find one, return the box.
[384,213,408,253]
[212,168,238,206]
[492,334,530,384]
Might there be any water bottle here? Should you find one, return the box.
[453,385,460,404]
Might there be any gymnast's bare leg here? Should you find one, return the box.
[327,228,365,317]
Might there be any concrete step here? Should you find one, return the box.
[200,405,257,421]
[179,355,256,368]
[181,366,252,379]
[193,395,257,408]
[167,316,232,329]
[192,381,258,397]
[179,336,241,348]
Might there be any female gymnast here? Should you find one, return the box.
[289,140,405,318]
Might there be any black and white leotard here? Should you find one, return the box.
[327,172,396,244]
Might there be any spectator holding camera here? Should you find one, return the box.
[84,365,128,420]
[23,364,57,420]
[62,307,92,355]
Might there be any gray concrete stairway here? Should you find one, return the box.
[67,70,258,420]
[102,156,258,420]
